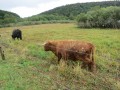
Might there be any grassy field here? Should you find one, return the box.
[0,23,120,90]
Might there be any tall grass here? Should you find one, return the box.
[0,23,119,90]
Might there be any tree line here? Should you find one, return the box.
[76,6,120,28]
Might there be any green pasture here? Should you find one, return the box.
[0,23,120,90]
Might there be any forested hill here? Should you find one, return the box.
[0,10,21,24]
[26,1,120,21]
[41,1,120,17]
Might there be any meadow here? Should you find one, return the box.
[0,23,120,90]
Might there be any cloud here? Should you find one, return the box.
[0,0,58,9]
[10,0,83,17]
[9,0,58,17]
[10,7,39,18]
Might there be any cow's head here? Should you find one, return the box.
[44,41,52,51]
[11,35,15,39]
[44,41,56,51]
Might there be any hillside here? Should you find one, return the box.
[0,10,21,27]
[25,1,120,21]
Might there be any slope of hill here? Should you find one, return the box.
[0,10,21,26]
[25,1,120,21]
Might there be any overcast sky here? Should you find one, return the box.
[0,0,110,18]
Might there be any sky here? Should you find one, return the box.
[0,0,110,18]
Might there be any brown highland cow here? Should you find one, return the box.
[44,40,96,72]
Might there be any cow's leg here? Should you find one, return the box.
[82,55,94,72]
[58,53,62,64]
[20,37,22,40]
[88,62,96,72]
[86,54,96,72]
[62,52,68,61]
[83,54,93,71]
[20,35,22,40]
[80,55,90,70]
[62,52,69,65]
[17,36,19,40]
[81,62,87,69]
[85,57,95,72]
[88,62,92,71]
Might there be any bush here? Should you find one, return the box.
[76,6,120,29]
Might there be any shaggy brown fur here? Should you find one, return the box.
[44,40,96,72]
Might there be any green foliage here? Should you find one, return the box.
[24,14,68,21]
[77,6,120,28]
[0,10,21,27]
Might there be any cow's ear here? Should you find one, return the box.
[43,41,47,45]
[43,41,50,46]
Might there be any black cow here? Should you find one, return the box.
[12,29,22,40]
